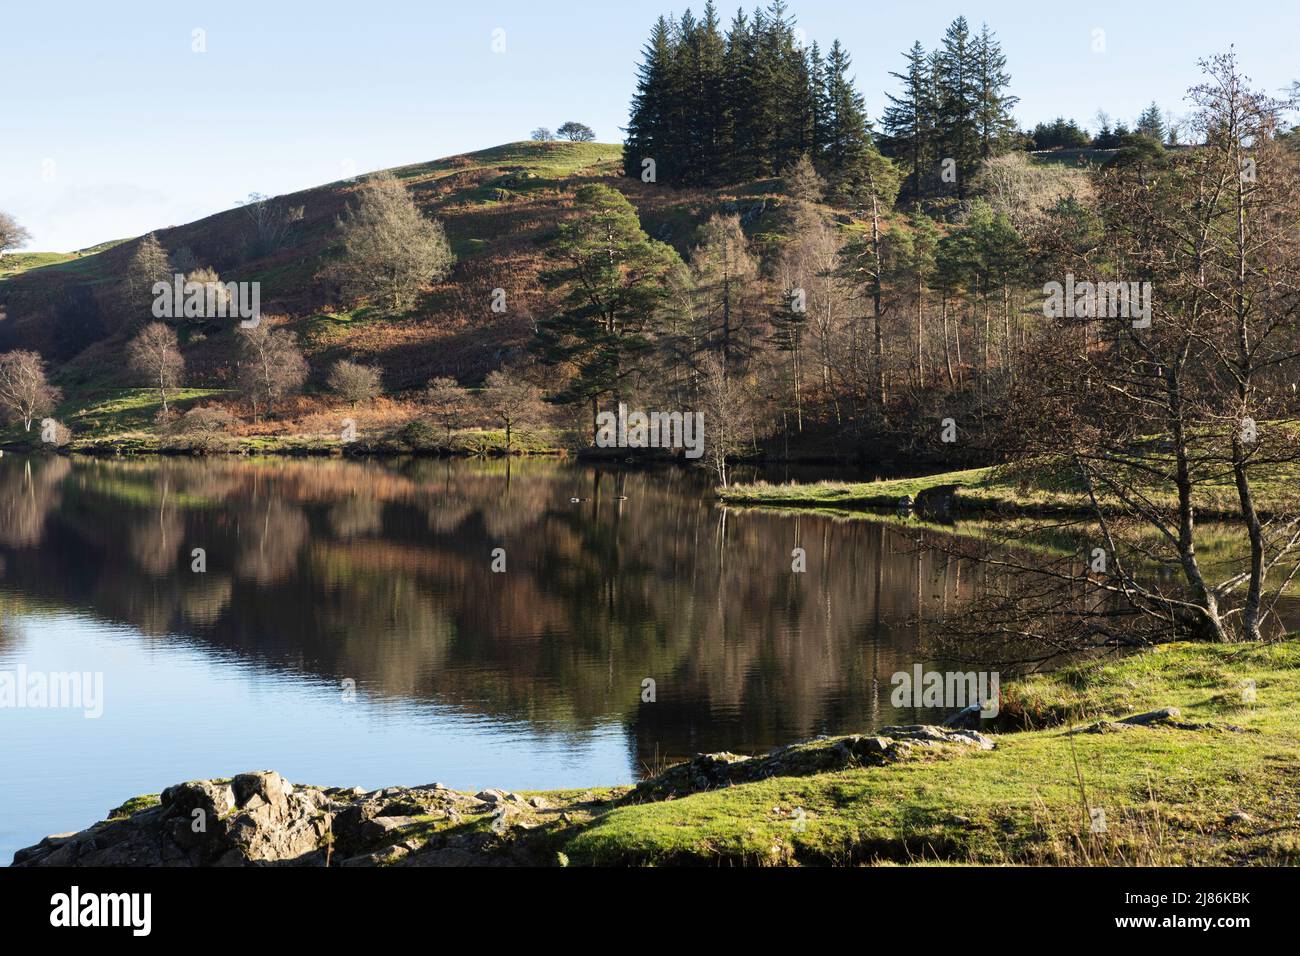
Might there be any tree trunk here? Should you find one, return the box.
[915,277,925,389]
[942,296,955,387]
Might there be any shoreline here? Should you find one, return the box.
[14,639,1298,867]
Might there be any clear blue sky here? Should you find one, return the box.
[4,0,1298,251]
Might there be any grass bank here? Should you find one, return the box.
[718,458,1300,519]
[559,639,1299,865]
[0,387,567,457]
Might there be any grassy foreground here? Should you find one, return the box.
[68,639,1300,867]
[558,640,1299,865]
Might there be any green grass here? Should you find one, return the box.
[1,386,569,458]
[0,387,229,450]
[391,141,622,193]
[0,251,77,279]
[720,455,1300,518]
[0,239,130,280]
[560,640,1300,866]
[719,466,1004,509]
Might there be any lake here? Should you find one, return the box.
[0,453,988,862]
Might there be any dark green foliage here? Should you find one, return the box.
[881,19,1019,199]
[1135,102,1166,142]
[1031,117,1092,150]
[532,185,685,427]
[623,2,882,189]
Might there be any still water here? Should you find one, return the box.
[0,453,984,861]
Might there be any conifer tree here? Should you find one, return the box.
[882,42,933,198]
[533,185,685,435]
[973,24,1018,158]
[934,16,980,198]
[624,17,676,180]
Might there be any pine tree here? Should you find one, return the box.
[821,40,892,206]
[882,42,933,198]
[624,17,675,180]
[1135,102,1166,142]
[934,16,980,198]
[807,42,829,158]
[695,3,728,182]
[625,6,880,190]
[722,9,759,181]
[973,24,1018,158]
[533,185,684,435]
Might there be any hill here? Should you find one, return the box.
[0,141,794,398]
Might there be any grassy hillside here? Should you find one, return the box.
[0,240,128,281]
[0,141,798,400]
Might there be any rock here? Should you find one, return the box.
[942,704,983,729]
[15,770,328,867]
[10,731,1000,867]
[1122,707,1181,726]
[632,725,996,801]
[879,725,996,750]
[1076,706,1252,736]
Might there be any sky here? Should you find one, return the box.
[3,0,1298,251]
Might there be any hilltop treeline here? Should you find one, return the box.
[878,17,1018,197]
[623,1,885,198]
[624,5,1020,202]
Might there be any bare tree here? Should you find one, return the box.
[424,376,470,446]
[780,154,825,205]
[124,234,174,317]
[697,352,753,487]
[237,193,304,258]
[950,54,1300,655]
[237,325,308,420]
[0,211,32,256]
[127,322,185,412]
[327,358,382,407]
[183,266,232,320]
[173,405,236,453]
[324,172,454,311]
[0,350,60,432]
[480,370,543,454]
[530,128,553,142]
[975,152,1092,231]
[690,214,760,372]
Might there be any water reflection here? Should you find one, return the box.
[1,453,994,857]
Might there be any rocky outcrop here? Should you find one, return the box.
[629,724,994,801]
[12,770,614,868]
[13,726,996,867]
[1073,706,1253,735]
